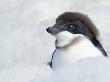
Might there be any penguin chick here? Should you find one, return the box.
[46,12,108,69]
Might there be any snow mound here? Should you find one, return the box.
[0,64,52,82]
[33,57,110,82]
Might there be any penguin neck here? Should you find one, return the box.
[54,31,84,49]
[55,36,102,59]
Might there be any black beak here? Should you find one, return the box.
[46,27,53,33]
[46,26,60,34]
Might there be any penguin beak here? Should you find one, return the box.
[46,27,53,34]
[46,26,60,35]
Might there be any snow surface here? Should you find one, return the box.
[33,57,110,82]
[0,0,110,82]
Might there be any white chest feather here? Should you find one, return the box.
[52,35,102,70]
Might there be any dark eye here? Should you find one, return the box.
[68,24,75,30]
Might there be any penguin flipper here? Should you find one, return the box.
[47,49,56,68]
[91,37,108,57]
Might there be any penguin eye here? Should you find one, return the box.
[68,24,75,30]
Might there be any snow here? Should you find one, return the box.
[0,0,110,82]
[34,57,110,82]
[0,65,52,82]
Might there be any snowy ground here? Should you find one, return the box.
[0,0,110,82]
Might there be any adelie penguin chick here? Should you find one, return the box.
[46,12,108,69]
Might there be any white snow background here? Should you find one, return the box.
[0,0,110,82]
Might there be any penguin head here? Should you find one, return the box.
[46,12,99,48]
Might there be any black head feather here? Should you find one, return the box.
[56,12,99,39]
